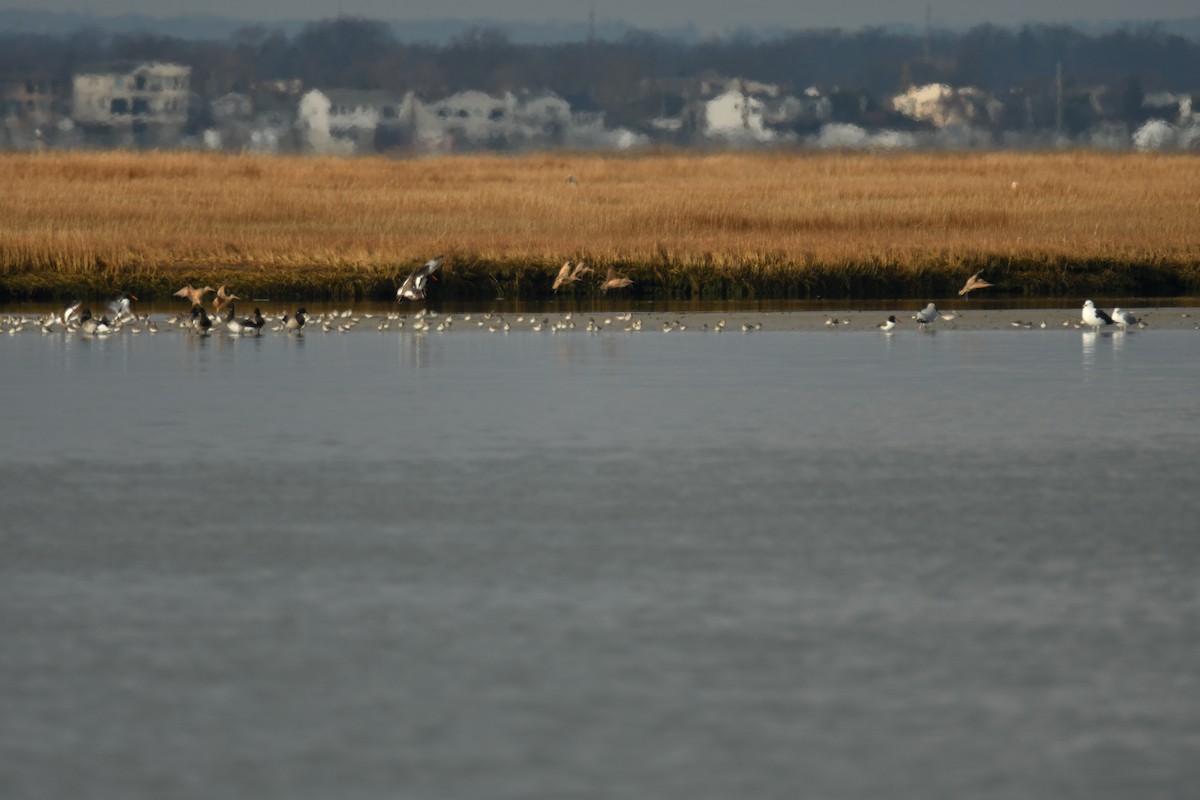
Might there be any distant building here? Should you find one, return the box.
[1,73,69,148]
[71,62,190,146]
[892,83,1002,129]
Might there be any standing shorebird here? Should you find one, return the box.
[1082,300,1114,331]
[599,266,633,293]
[958,271,994,297]
[397,257,444,302]
[878,315,899,332]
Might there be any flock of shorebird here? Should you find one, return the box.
[0,266,1163,338]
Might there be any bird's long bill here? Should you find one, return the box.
[130,295,138,301]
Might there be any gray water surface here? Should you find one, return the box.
[2,326,1198,799]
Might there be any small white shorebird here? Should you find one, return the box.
[1111,308,1140,331]
[878,315,899,332]
[913,302,938,330]
[397,256,444,302]
[1082,300,1114,331]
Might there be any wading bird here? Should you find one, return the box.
[878,315,899,332]
[397,257,444,302]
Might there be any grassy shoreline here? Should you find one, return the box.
[3,150,1199,301]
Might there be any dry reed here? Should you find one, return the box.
[2,149,1198,299]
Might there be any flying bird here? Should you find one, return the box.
[175,284,214,306]
[958,271,994,297]
[212,285,240,314]
[108,292,137,321]
[551,261,573,292]
[552,259,592,291]
[599,266,633,293]
[1082,300,1114,331]
[397,257,445,302]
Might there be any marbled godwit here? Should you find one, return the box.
[958,271,994,297]
[600,266,633,293]
[175,284,214,306]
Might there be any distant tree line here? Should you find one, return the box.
[2,17,1197,133]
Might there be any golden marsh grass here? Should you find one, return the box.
[2,149,1198,299]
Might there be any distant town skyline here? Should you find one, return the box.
[3,0,1199,34]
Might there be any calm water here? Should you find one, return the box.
[2,324,1199,799]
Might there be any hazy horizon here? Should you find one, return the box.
[3,0,1199,35]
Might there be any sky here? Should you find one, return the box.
[4,0,1198,33]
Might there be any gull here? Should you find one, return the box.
[958,271,994,297]
[600,266,633,293]
[175,284,214,306]
[1111,308,1140,331]
[913,302,938,330]
[878,315,898,332]
[1082,300,1114,331]
[212,285,240,315]
[938,309,959,322]
[397,256,444,302]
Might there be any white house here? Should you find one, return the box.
[892,83,1002,129]
[72,62,190,144]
